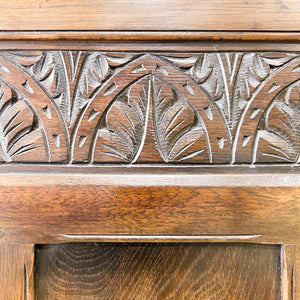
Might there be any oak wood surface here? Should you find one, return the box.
[1,42,300,52]
[35,242,281,299]
[1,31,300,42]
[0,165,299,244]
[0,0,300,31]
[0,243,34,299]
[295,246,300,299]
[0,50,300,165]
[0,1,299,299]
[281,245,295,299]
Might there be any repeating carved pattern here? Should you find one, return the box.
[0,51,300,164]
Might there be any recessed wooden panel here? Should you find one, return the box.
[1,51,300,165]
[0,0,300,31]
[35,243,281,299]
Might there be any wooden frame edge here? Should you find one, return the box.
[0,31,299,42]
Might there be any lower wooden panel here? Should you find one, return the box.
[0,243,34,299]
[35,243,281,300]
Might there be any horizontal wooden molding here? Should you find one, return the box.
[0,31,300,42]
[1,165,300,187]
[0,165,300,244]
[57,234,263,243]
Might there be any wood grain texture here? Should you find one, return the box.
[1,42,300,53]
[35,242,281,300]
[1,51,300,164]
[0,2,298,299]
[281,245,296,299]
[295,246,300,300]
[0,0,300,31]
[1,31,300,42]
[0,243,34,299]
[0,165,300,244]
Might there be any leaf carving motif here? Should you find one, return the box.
[0,50,299,164]
[94,76,150,163]
[254,81,300,163]
[35,52,71,124]
[0,85,45,162]
[232,53,295,130]
[191,53,296,132]
[152,77,206,162]
[91,74,207,163]
[3,51,71,124]
[71,52,109,126]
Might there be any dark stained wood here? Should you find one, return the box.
[0,165,299,244]
[0,0,300,31]
[1,41,300,52]
[1,31,300,42]
[295,246,300,300]
[0,1,299,299]
[35,242,281,299]
[281,245,296,299]
[0,243,35,299]
[0,2,299,298]
[0,51,300,165]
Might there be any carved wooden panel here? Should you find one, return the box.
[1,51,300,164]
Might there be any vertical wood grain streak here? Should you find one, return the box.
[281,245,296,300]
[0,243,35,300]
[295,246,300,300]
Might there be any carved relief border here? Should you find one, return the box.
[0,51,299,164]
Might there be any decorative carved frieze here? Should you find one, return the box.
[0,51,299,164]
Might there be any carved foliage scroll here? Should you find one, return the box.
[0,51,299,165]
